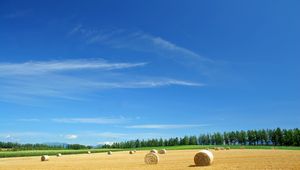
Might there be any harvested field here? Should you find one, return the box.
[0,149,300,170]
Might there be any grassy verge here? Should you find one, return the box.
[1,145,300,158]
[0,148,123,158]
[133,145,300,151]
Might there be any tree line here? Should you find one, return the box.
[1,128,299,150]
[0,142,91,150]
[102,128,300,148]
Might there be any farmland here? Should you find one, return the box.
[0,148,123,158]
[1,149,300,170]
[1,145,300,158]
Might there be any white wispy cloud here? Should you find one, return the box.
[0,132,81,143]
[0,132,52,138]
[65,134,78,139]
[52,117,128,124]
[0,59,146,75]
[89,79,203,89]
[89,132,127,138]
[134,79,202,87]
[0,131,170,144]
[84,132,167,140]
[142,35,213,62]
[70,26,214,64]
[97,141,114,146]
[5,135,11,139]
[126,124,210,129]
[0,58,202,103]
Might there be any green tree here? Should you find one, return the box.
[189,136,198,145]
[238,130,247,145]
[223,132,230,145]
[214,132,224,145]
[274,128,283,146]
[229,131,237,145]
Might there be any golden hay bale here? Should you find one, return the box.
[220,147,225,150]
[107,151,112,155]
[41,155,49,161]
[134,150,137,153]
[150,149,158,154]
[214,147,220,151]
[144,152,159,165]
[194,150,214,166]
[158,149,167,154]
[57,153,62,157]
[225,147,230,150]
[129,150,135,154]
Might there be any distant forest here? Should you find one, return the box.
[0,142,91,151]
[1,128,299,150]
[102,128,300,148]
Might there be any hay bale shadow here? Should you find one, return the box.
[188,165,207,167]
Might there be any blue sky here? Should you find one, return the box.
[0,0,299,145]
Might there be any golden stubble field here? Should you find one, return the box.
[1,149,300,170]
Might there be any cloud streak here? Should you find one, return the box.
[126,124,210,129]
[52,117,128,124]
[84,132,167,140]
[89,132,127,138]
[89,79,203,89]
[69,26,221,78]
[65,134,78,139]
[70,26,214,65]
[0,132,53,139]
[97,141,114,145]
[0,58,202,103]
[0,59,146,75]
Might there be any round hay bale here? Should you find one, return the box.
[87,151,91,154]
[41,155,49,161]
[158,149,166,154]
[150,149,158,154]
[57,153,62,157]
[225,147,230,150]
[107,151,112,155]
[144,152,159,165]
[194,150,214,166]
[214,147,220,151]
[134,150,137,153]
[220,147,225,150]
[129,150,135,154]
